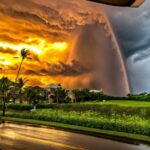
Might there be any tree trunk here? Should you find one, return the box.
[19,89,23,104]
[15,58,23,82]
[2,96,6,117]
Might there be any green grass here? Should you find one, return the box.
[81,100,150,107]
[3,107,150,136]
[1,101,150,139]
[1,117,150,144]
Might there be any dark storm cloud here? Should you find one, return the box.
[0,0,58,31]
[133,51,150,63]
[0,7,62,31]
[0,0,105,31]
[0,0,107,47]
[103,0,150,93]
[41,60,90,76]
[24,60,90,77]
[0,0,60,18]
[105,0,150,61]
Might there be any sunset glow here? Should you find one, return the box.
[0,0,103,88]
[0,40,68,55]
[0,36,69,85]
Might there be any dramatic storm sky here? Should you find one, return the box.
[104,0,150,94]
[0,0,149,95]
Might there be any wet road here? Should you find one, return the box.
[0,123,150,150]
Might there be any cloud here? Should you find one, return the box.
[41,60,90,76]
[132,49,150,63]
[0,0,138,96]
[104,0,150,93]
[105,0,150,59]
[21,59,90,77]
[0,47,17,55]
[25,69,40,75]
[0,34,24,44]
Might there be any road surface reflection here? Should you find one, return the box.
[0,123,149,150]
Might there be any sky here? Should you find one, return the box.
[0,0,149,95]
[104,0,150,94]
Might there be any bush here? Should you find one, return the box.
[2,103,150,136]
[8,104,33,110]
[1,103,59,111]
[5,108,150,136]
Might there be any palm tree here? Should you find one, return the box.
[72,89,81,102]
[0,77,12,116]
[17,78,28,104]
[56,87,69,103]
[24,87,38,105]
[15,48,30,82]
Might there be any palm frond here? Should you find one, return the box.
[21,48,30,59]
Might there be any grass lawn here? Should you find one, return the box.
[81,100,150,107]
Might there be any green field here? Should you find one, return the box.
[1,100,150,136]
[81,100,150,107]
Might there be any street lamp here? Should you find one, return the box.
[88,0,145,7]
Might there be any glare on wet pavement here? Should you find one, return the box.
[0,123,149,150]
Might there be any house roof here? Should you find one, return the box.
[45,84,61,89]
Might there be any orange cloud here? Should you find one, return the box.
[0,0,112,90]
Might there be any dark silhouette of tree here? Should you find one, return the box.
[17,78,28,104]
[15,48,30,82]
[0,77,12,116]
